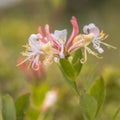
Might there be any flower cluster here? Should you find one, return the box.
[17,16,116,70]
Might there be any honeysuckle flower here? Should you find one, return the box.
[45,16,79,61]
[17,26,53,70]
[72,23,116,63]
[17,16,116,70]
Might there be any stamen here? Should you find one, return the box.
[27,61,32,70]
[16,57,30,67]
[21,51,27,56]
[99,41,117,49]
[86,47,103,59]
[103,34,109,39]
[80,47,87,64]
[99,31,109,40]
[100,33,106,38]
[22,43,29,48]
[100,30,104,35]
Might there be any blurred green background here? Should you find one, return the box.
[0,0,120,119]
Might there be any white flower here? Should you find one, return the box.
[83,23,100,39]
[83,23,116,54]
[71,23,116,64]
[18,33,53,70]
[21,34,44,70]
[51,29,67,58]
[52,29,67,45]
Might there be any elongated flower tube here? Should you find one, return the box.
[65,16,79,49]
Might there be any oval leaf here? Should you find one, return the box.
[31,83,49,107]
[2,95,16,120]
[81,93,97,120]
[15,93,30,120]
[72,49,82,63]
[60,58,76,81]
[89,77,106,116]
[60,59,80,95]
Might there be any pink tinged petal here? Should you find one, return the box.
[45,24,61,49]
[38,26,43,35]
[53,29,67,45]
[66,16,79,49]
[68,40,84,54]
[59,44,65,58]
[32,63,39,71]
[28,35,42,53]
[29,34,38,43]
[83,23,100,39]
[29,56,34,61]
[37,27,48,43]
[32,55,40,71]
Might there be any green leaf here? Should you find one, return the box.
[15,93,30,120]
[112,107,120,120]
[72,49,82,76]
[89,77,106,116]
[81,93,97,120]
[72,49,82,64]
[25,106,40,120]
[67,80,80,95]
[31,83,49,107]
[59,59,80,95]
[60,58,76,81]
[2,95,16,120]
[83,63,98,90]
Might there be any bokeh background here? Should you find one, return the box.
[0,0,120,119]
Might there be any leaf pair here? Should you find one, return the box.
[0,94,30,120]
[60,49,82,81]
[59,49,82,95]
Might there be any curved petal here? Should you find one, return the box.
[53,29,67,45]
[45,24,61,49]
[66,16,79,49]
[83,23,100,39]
[37,26,48,43]
[32,55,40,71]
[38,26,43,35]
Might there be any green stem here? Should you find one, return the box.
[73,80,81,97]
